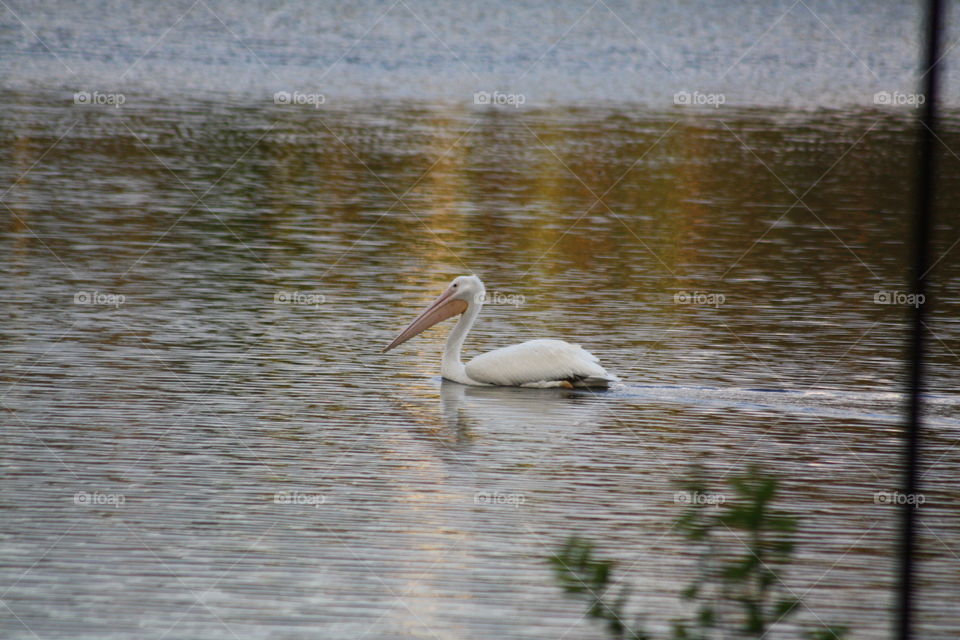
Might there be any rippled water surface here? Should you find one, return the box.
[3,2,960,639]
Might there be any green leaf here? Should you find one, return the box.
[774,597,801,618]
[696,605,715,627]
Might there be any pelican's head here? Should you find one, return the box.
[383,275,485,353]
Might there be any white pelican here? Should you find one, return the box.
[383,275,618,389]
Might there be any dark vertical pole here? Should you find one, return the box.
[900,1,943,638]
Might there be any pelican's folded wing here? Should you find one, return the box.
[465,339,618,388]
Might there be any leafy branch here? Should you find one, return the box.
[550,465,847,640]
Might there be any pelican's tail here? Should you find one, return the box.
[569,372,620,389]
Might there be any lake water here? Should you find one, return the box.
[2,2,960,639]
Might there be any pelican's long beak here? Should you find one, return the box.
[383,287,468,353]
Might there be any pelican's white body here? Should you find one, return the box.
[391,275,618,388]
[460,339,613,387]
